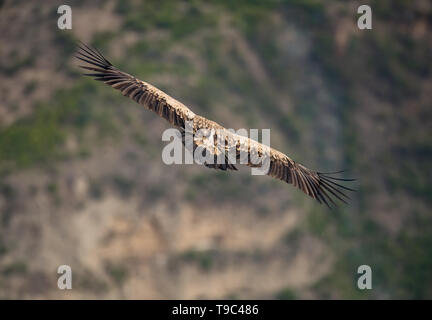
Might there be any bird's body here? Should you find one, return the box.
[76,43,354,207]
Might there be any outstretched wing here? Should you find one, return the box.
[261,145,354,208]
[76,43,195,128]
[189,128,355,207]
[77,42,354,207]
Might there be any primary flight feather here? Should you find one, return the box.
[76,43,354,208]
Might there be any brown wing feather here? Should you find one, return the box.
[76,43,195,128]
[242,139,354,208]
[266,148,354,207]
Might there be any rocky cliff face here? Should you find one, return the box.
[0,0,431,299]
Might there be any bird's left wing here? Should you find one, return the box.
[249,138,355,207]
[76,43,195,128]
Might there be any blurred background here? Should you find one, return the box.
[0,0,431,299]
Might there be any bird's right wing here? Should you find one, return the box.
[76,43,196,128]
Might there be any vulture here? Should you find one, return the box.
[76,43,354,208]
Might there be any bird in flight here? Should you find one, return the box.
[76,43,354,208]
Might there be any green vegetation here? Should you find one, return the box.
[180,249,216,271]
[0,54,35,75]
[2,261,27,276]
[89,179,104,200]
[0,80,122,174]
[75,270,109,293]
[275,287,297,300]
[0,237,7,256]
[105,262,129,287]
[111,175,135,198]
[121,0,217,40]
